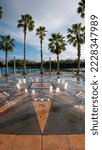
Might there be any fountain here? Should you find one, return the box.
[49,85,53,93]
[32,89,35,95]
[34,98,37,101]
[3,91,9,96]
[77,93,80,97]
[64,82,68,89]
[57,79,61,83]
[6,93,9,97]
[36,77,38,82]
[18,79,22,84]
[47,98,50,101]
[75,104,84,109]
[56,87,60,93]
[25,88,28,93]
[77,84,80,87]
[16,83,20,90]
[23,79,26,83]
[41,98,44,101]
[77,91,82,97]
[75,105,79,108]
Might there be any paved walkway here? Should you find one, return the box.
[0,134,84,150]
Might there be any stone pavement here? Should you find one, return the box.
[0,134,84,150]
[0,75,85,150]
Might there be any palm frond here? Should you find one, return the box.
[48,33,66,55]
[0,35,15,52]
[77,0,85,18]
[36,26,47,41]
[17,14,35,32]
[0,6,3,19]
[67,23,85,48]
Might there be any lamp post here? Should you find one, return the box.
[14,56,16,75]
[49,57,51,75]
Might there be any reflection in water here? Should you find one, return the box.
[40,75,44,86]
[76,76,80,86]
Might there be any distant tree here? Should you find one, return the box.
[0,6,3,19]
[36,26,47,74]
[17,14,35,74]
[16,59,24,67]
[77,0,85,18]
[0,60,3,67]
[0,35,15,76]
[67,23,85,75]
[48,33,66,74]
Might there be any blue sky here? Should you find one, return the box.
[0,0,84,62]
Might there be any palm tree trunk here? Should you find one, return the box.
[24,30,26,74]
[5,49,8,76]
[14,56,16,75]
[40,39,43,74]
[57,54,60,74]
[76,44,81,75]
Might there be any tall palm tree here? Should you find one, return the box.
[0,35,15,76]
[77,0,85,18]
[17,14,34,74]
[36,26,47,74]
[67,23,85,75]
[48,33,66,74]
[0,6,3,19]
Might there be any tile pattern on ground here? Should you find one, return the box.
[32,101,52,133]
[0,95,41,135]
[44,95,85,135]
[11,135,41,150]
[43,134,85,150]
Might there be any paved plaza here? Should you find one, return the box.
[0,74,85,150]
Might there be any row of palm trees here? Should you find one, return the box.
[0,0,85,76]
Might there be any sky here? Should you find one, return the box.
[0,0,84,62]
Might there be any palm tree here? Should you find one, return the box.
[77,0,85,18]
[67,23,85,75]
[0,35,15,76]
[36,26,47,74]
[48,33,66,74]
[17,14,34,74]
[0,6,3,19]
